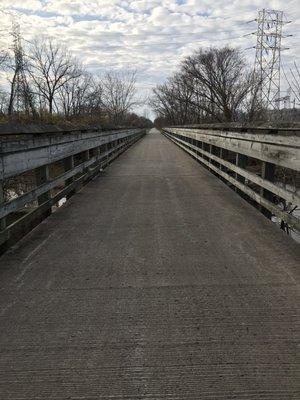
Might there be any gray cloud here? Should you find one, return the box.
[0,0,299,115]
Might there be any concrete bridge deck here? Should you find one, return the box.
[0,129,299,399]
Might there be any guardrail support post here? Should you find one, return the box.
[95,146,103,170]
[219,148,224,170]
[0,182,8,252]
[64,155,75,199]
[83,149,90,164]
[80,149,89,173]
[35,165,51,218]
[0,183,6,231]
[96,146,101,161]
[105,142,109,165]
[210,145,221,176]
[261,161,275,219]
[80,150,90,187]
[235,153,247,195]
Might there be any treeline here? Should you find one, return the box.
[0,35,152,128]
[151,47,263,127]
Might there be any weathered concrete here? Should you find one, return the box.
[0,128,299,399]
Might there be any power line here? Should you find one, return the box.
[69,35,248,52]
[281,61,300,103]
[96,29,250,38]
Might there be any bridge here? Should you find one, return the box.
[0,127,299,398]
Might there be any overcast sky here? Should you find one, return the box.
[0,0,299,116]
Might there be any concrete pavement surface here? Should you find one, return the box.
[0,128,299,399]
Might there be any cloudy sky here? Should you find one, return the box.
[0,0,299,116]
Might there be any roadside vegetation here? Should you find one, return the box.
[0,34,152,131]
[151,47,300,128]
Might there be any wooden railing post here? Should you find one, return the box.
[35,165,51,218]
[96,145,103,170]
[96,145,101,161]
[81,149,89,175]
[218,147,226,182]
[83,149,90,165]
[80,149,90,188]
[64,155,75,199]
[0,183,6,231]
[235,153,247,195]
[210,145,219,176]
[219,148,224,171]
[105,142,109,166]
[260,161,275,218]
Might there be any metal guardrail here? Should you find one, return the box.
[0,127,146,250]
[162,127,300,232]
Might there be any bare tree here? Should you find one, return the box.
[87,80,104,117]
[242,71,265,122]
[181,47,255,122]
[28,39,82,114]
[0,89,9,114]
[152,47,262,125]
[0,31,147,126]
[101,71,138,125]
[150,73,202,125]
[0,52,9,114]
[58,72,94,117]
[0,50,7,69]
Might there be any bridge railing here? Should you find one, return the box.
[162,127,300,232]
[0,127,145,250]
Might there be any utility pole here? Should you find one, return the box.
[253,9,290,110]
[8,21,35,115]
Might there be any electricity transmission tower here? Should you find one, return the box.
[8,21,35,115]
[253,9,289,110]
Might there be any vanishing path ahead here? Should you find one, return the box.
[0,129,299,399]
